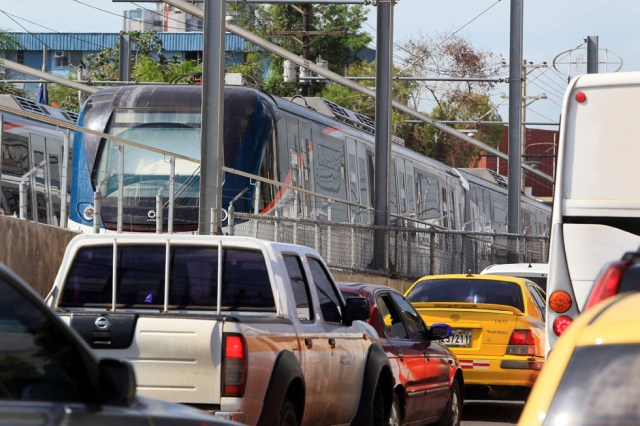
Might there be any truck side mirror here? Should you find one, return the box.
[343,296,370,325]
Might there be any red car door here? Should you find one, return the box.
[390,292,452,419]
[375,292,428,424]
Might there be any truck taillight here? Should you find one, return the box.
[223,334,247,397]
[584,260,630,311]
[506,330,535,355]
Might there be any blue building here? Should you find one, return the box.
[5,32,258,96]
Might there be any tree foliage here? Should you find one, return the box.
[0,29,25,96]
[398,33,505,166]
[84,30,201,84]
[227,3,372,96]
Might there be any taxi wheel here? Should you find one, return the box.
[435,379,461,426]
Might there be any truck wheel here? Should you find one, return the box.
[372,382,387,426]
[279,398,298,426]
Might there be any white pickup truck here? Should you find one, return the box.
[45,234,393,426]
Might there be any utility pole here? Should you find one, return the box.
[373,0,394,271]
[507,0,523,262]
[587,35,599,73]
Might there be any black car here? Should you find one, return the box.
[0,262,237,426]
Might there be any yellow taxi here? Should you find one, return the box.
[405,273,546,401]
[519,291,640,425]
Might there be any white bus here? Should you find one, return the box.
[546,71,640,354]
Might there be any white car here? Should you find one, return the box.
[480,263,548,291]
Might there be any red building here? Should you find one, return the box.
[478,126,558,199]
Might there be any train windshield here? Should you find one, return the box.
[96,109,201,198]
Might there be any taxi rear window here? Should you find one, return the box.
[544,344,640,425]
[406,278,524,312]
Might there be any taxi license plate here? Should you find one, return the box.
[441,329,472,347]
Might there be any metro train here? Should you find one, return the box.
[0,94,77,225]
[66,84,551,240]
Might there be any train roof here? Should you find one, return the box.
[0,94,78,124]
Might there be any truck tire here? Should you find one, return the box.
[257,351,304,426]
[350,344,392,426]
[279,398,298,426]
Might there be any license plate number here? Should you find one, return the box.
[442,329,472,347]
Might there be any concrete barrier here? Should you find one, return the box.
[0,215,78,297]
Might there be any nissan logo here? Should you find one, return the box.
[95,316,111,330]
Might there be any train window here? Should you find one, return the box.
[258,130,278,213]
[407,174,416,213]
[398,170,406,214]
[1,134,29,177]
[390,162,398,215]
[348,153,359,204]
[358,157,368,207]
[441,188,449,228]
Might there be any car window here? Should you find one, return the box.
[375,293,408,339]
[543,344,640,425]
[0,276,95,402]
[528,284,546,320]
[61,245,276,310]
[406,278,524,312]
[284,254,313,322]
[307,258,342,323]
[390,292,428,339]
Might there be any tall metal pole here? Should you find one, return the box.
[507,0,523,261]
[587,35,599,74]
[373,0,394,271]
[198,0,226,234]
[119,34,131,82]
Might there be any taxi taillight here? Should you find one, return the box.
[584,259,630,311]
[506,330,535,355]
[549,290,572,313]
[222,333,247,397]
[552,315,573,337]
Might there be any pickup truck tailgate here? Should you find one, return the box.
[61,312,224,404]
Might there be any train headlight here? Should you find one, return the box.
[82,205,95,222]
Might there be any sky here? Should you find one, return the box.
[0,0,637,125]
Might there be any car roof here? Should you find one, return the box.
[415,273,529,284]
[479,263,548,277]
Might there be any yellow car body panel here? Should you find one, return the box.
[519,292,640,425]
[405,274,546,394]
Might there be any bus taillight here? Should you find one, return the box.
[549,290,572,313]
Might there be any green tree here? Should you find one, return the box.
[399,33,505,166]
[84,30,201,83]
[0,29,25,96]
[227,3,372,96]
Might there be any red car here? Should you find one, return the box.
[339,282,464,426]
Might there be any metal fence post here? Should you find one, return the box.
[19,182,27,220]
[93,190,102,234]
[156,194,163,234]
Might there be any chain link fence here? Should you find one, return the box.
[228,211,549,281]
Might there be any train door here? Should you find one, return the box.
[282,118,313,218]
[395,157,418,220]
[345,138,361,223]
[299,123,313,219]
[356,142,371,223]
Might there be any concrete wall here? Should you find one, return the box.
[0,216,415,298]
[0,215,78,297]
